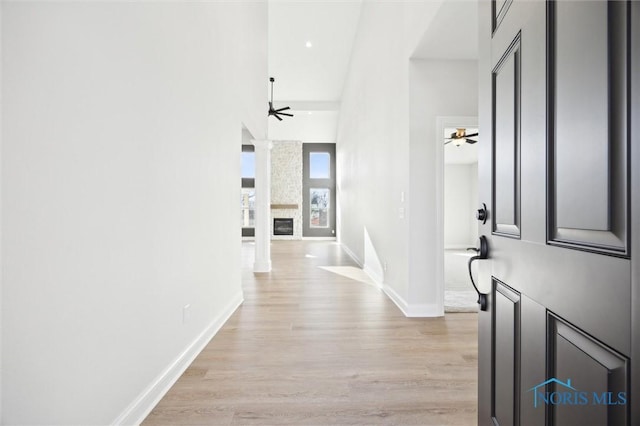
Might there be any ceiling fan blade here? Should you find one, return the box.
[278,112,294,117]
[444,140,453,145]
[465,132,479,138]
[465,139,478,144]
[275,106,291,112]
[274,114,283,121]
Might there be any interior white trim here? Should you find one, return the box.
[111,292,244,426]
[302,237,337,241]
[340,243,363,267]
[363,266,384,289]
[340,242,383,289]
[383,284,440,317]
[436,116,478,316]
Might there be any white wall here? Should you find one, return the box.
[1,2,267,425]
[268,111,338,143]
[469,162,479,245]
[337,3,478,317]
[336,1,444,316]
[408,59,478,312]
[444,163,478,248]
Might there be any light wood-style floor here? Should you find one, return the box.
[143,241,478,425]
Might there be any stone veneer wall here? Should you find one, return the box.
[271,140,302,239]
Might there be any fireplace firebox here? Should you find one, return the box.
[273,218,294,236]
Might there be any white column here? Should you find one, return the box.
[252,139,272,272]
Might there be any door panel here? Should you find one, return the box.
[492,0,513,33]
[553,1,609,232]
[478,1,636,425]
[492,281,521,426]
[549,0,629,253]
[548,315,628,426]
[519,296,546,426]
[492,35,521,237]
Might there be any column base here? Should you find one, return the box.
[253,260,272,273]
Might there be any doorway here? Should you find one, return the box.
[436,117,479,313]
[443,126,479,312]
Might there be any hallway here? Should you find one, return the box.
[143,241,477,425]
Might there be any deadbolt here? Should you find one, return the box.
[476,203,488,224]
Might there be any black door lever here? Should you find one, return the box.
[468,236,489,311]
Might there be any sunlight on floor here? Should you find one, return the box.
[317,266,379,287]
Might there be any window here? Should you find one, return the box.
[303,143,335,237]
[310,188,330,228]
[241,145,255,236]
[309,152,330,179]
[241,151,255,178]
[241,188,255,228]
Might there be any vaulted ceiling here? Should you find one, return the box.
[268,0,362,104]
[267,0,478,107]
[412,0,478,60]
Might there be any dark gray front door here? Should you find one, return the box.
[477,1,638,425]
[302,143,336,237]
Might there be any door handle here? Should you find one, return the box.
[468,235,489,311]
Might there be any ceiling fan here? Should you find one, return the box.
[444,128,479,146]
[268,77,293,121]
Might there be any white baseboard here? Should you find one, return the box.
[363,265,383,289]
[383,284,441,317]
[342,243,383,289]
[340,243,363,267]
[112,292,244,426]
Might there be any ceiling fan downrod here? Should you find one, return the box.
[268,77,293,121]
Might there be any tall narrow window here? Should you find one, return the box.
[241,188,255,228]
[310,188,330,228]
[241,145,255,237]
[303,143,336,237]
[241,151,255,178]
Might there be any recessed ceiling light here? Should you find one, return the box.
[305,41,313,48]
